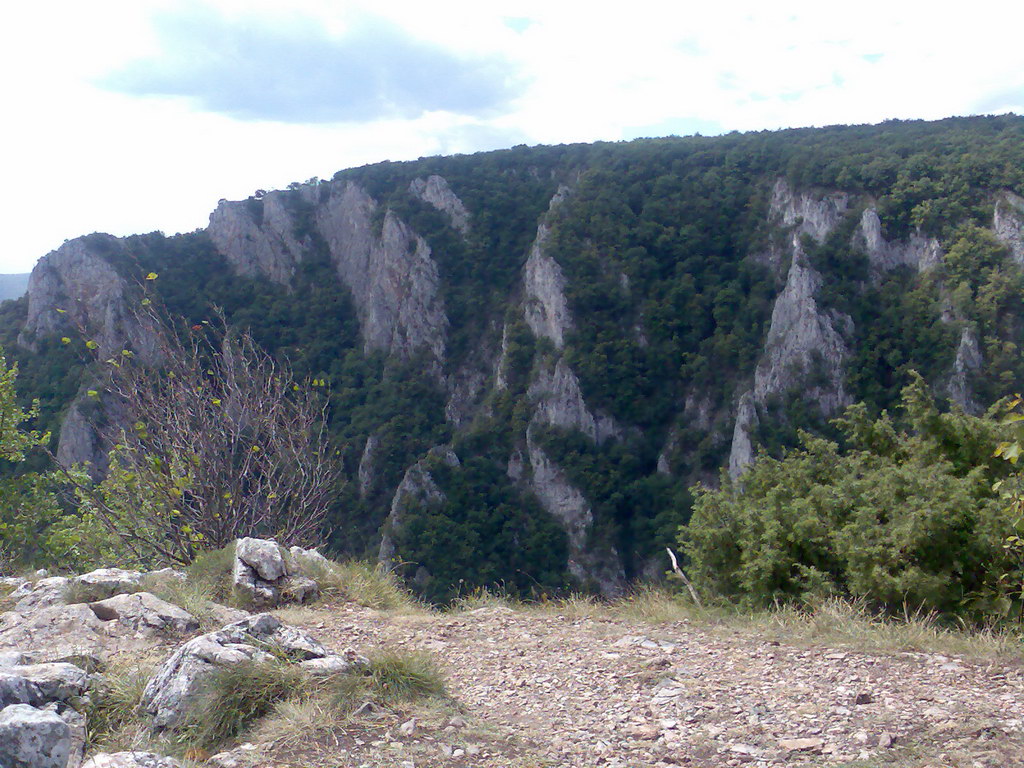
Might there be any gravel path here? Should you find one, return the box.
[289,604,1024,768]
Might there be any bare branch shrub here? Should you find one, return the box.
[73,309,340,565]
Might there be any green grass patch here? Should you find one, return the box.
[327,649,446,712]
[83,655,159,750]
[178,657,308,751]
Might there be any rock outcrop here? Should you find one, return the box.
[523,187,573,350]
[728,392,759,480]
[0,661,87,709]
[0,569,196,660]
[0,655,88,768]
[378,447,459,566]
[409,175,471,235]
[142,613,365,731]
[18,235,142,358]
[527,358,619,444]
[53,391,116,472]
[770,178,849,243]
[87,592,198,637]
[525,426,625,595]
[947,326,983,413]
[208,189,318,285]
[0,703,71,768]
[994,190,1024,264]
[317,182,448,372]
[730,181,854,477]
[855,208,944,274]
[231,538,320,608]
[752,250,850,414]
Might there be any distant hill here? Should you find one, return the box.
[0,274,29,302]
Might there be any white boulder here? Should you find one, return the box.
[0,703,70,768]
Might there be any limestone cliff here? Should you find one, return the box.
[947,327,983,414]
[19,235,142,359]
[727,392,759,480]
[994,191,1024,264]
[409,175,471,235]
[208,179,451,372]
[525,425,625,595]
[378,446,460,567]
[770,178,850,243]
[316,182,448,373]
[729,182,853,477]
[523,187,573,350]
[752,248,851,413]
[855,208,944,274]
[527,357,619,444]
[207,189,316,285]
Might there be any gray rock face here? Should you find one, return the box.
[855,208,943,274]
[72,568,144,602]
[0,662,87,708]
[317,182,448,372]
[60,707,85,768]
[753,250,850,414]
[141,613,361,731]
[208,187,319,285]
[994,191,1024,265]
[528,358,619,444]
[523,188,573,350]
[728,392,760,481]
[0,586,196,662]
[730,181,854,477]
[18,235,137,358]
[235,538,287,582]
[87,592,198,636]
[0,703,70,768]
[770,178,849,243]
[8,578,70,614]
[947,326,983,413]
[379,447,459,565]
[357,433,380,499]
[525,426,625,596]
[54,394,108,471]
[231,538,319,608]
[409,175,471,235]
[0,604,110,661]
[288,546,331,575]
[82,753,182,768]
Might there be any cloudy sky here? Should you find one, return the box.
[1,0,1022,274]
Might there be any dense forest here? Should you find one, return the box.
[2,114,1024,612]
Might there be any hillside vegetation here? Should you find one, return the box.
[1,115,1024,620]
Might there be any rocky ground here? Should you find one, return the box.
[273,601,1024,768]
[0,544,1021,768]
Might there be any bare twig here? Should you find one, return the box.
[666,547,702,608]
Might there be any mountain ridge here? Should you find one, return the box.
[4,114,1024,600]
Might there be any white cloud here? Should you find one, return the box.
[0,0,1021,274]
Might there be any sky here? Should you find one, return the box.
[1,0,1023,274]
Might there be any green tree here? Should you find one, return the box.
[682,377,1018,621]
[0,348,65,572]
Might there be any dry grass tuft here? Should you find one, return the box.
[328,649,447,712]
[177,657,308,751]
[528,585,1023,661]
[83,653,161,751]
[299,559,419,612]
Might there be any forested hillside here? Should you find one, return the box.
[2,115,1024,604]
